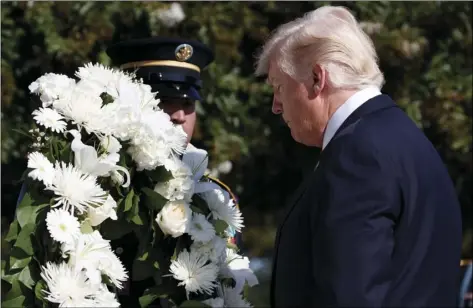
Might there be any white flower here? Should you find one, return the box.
[188,213,216,243]
[29,73,76,107]
[169,249,218,296]
[52,87,107,134]
[156,200,192,238]
[75,63,135,98]
[32,107,67,133]
[100,135,121,154]
[154,159,194,201]
[221,248,259,293]
[40,261,98,307]
[222,286,252,308]
[47,162,108,214]
[27,151,55,186]
[156,2,186,28]
[200,184,244,233]
[201,297,224,308]
[46,208,80,244]
[87,194,118,226]
[190,236,227,264]
[65,231,128,289]
[93,284,120,307]
[70,130,130,187]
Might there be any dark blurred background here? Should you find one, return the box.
[1,1,472,306]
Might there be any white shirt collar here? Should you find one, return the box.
[322,87,381,150]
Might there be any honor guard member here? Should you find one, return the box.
[106,37,242,306]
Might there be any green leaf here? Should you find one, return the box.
[13,223,35,256]
[124,188,135,213]
[141,187,168,212]
[2,295,25,307]
[139,286,168,308]
[34,280,46,302]
[191,195,211,216]
[145,166,173,182]
[100,219,134,240]
[16,192,34,227]
[132,259,154,281]
[5,220,19,242]
[18,263,37,289]
[213,219,229,234]
[180,300,210,308]
[190,205,205,214]
[80,220,94,234]
[9,256,31,271]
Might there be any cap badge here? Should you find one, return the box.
[175,44,193,62]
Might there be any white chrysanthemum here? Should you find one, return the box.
[156,200,192,238]
[201,297,224,308]
[190,236,227,264]
[154,159,194,201]
[221,248,259,293]
[65,231,128,289]
[29,73,76,107]
[27,151,55,186]
[32,107,67,133]
[52,87,108,134]
[188,213,216,243]
[169,249,218,296]
[40,262,98,307]
[222,286,252,308]
[87,194,118,226]
[75,63,135,98]
[46,208,80,244]
[200,185,244,232]
[47,162,107,214]
[93,284,120,307]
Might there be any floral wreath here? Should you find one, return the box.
[1,64,258,308]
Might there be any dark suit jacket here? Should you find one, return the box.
[271,94,462,307]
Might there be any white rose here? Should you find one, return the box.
[87,195,118,226]
[156,200,191,237]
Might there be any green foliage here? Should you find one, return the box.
[1,4,471,301]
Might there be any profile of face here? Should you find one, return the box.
[268,59,328,147]
[159,98,197,145]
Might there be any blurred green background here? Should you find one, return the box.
[1,1,471,306]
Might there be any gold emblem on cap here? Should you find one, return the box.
[175,44,193,62]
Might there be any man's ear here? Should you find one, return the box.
[312,64,326,96]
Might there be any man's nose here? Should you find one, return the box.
[272,96,283,115]
[170,109,186,124]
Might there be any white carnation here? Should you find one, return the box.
[154,159,194,201]
[29,73,76,107]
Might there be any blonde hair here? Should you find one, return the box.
[255,6,384,90]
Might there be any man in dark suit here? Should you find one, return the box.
[255,6,462,307]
